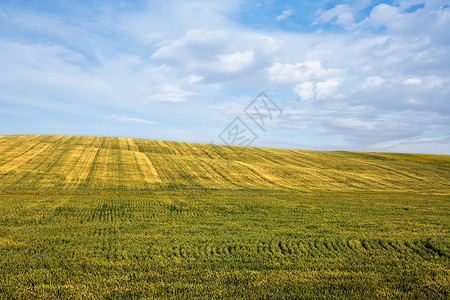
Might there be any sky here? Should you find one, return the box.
[0,0,449,154]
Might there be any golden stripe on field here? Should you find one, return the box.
[63,138,101,189]
[89,148,117,187]
[0,135,43,166]
[126,138,139,152]
[194,159,224,182]
[157,141,179,155]
[117,137,130,151]
[131,151,162,183]
[0,143,51,174]
[235,161,286,188]
[37,136,75,188]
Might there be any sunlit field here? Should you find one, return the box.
[0,135,449,299]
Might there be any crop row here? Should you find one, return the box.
[160,238,449,261]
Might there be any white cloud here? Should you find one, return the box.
[186,75,204,83]
[315,4,355,29]
[107,115,158,125]
[363,4,410,31]
[276,9,293,21]
[402,77,422,85]
[146,84,197,103]
[269,61,343,85]
[151,29,230,64]
[151,29,282,81]
[373,135,450,154]
[401,76,443,88]
[280,103,450,151]
[294,79,341,101]
[1,0,449,153]
[349,75,449,112]
[0,37,201,111]
[316,79,341,99]
[118,0,241,45]
[295,82,315,101]
[217,50,254,73]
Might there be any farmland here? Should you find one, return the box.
[0,135,449,299]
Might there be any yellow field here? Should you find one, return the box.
[0,135,449,299]
[0,135,449,193]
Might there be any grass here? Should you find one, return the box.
[0,135,449,299]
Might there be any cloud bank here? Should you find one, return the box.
[0,0,448,153]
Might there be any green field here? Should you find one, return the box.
[0,135,449,299]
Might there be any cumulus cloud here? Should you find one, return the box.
[217,50,254,73]
[293,79,341,101]
[151,29,282,81]
[295,82,315,101]
[257,0,450,152]
[269,61,343,85]
[364,4,408,30]
[316,79,341,99]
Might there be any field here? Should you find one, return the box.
[0,135,449,299]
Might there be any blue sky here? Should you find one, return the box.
[0,0,449,154]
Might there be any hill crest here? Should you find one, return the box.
[0,135,449,193]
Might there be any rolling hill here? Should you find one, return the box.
[1,134,449,193]
[0,135,449,299]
